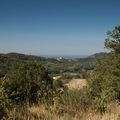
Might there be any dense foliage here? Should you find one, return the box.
[0,85,10,119]
[0,52,106,80]
[88,26,120,112]
[2,61,53,104]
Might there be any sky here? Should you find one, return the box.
[0,0,120,56]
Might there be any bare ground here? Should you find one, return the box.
[65,79,87,89]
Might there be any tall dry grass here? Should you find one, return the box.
[6,103,120,120]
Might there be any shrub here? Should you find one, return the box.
[53,88,89,115]
[0,85,10,119]
[2,61,53,105]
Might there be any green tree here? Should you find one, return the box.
[87,25,120,112]
[105,26,120,53]
[2,61,53,104]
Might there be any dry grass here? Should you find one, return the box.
[7,104,120,120]
[65,79,87,90]
[5,78,120,120]
[27,105,120,120]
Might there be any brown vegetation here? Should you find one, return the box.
[7,104,120,120]
[65,79,87,89]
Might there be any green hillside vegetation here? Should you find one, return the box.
[0,25,120,119]
[0,52,106,80]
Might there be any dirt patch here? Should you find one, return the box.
[65,79,87,89]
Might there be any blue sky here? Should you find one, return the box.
[0,0,120,56]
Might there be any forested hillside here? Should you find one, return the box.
[0,52,106,79]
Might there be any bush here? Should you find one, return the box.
[0,86,10,119]
[2,61,53,105]
[53,88,89,115]
[87,53,120,113]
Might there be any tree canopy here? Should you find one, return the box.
[105,26,120,53]
[88,25,120,112]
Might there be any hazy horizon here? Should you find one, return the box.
[0,0,120,55]
[0,51,107,59]
[0,51,106,58]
